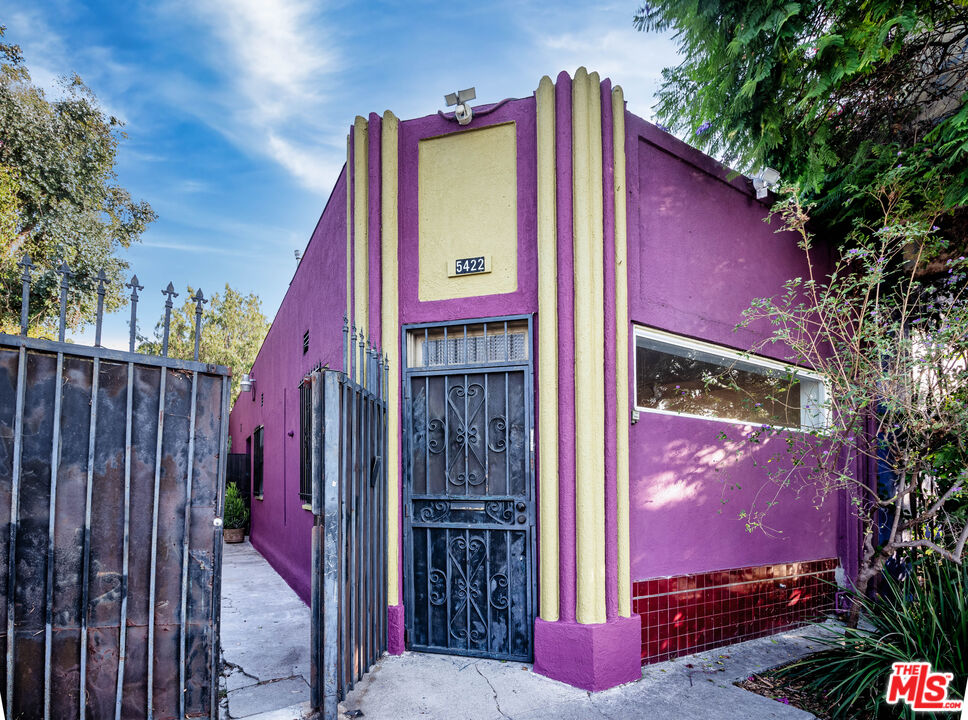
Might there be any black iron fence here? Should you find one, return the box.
[310,328,388,719]
[0,256,230,720]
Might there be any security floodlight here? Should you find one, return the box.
[752,167,781,199]
[444,87,477,125]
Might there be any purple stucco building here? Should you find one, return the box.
[228,68,858,692]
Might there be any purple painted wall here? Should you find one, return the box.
[624,115,838,581]
[228,168,348,604]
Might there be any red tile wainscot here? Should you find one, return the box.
[632,558,837,664]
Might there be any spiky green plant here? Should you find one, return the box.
[223,482,249,530]
[779,559,967,719]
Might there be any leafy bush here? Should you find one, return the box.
[223,482,249,530]
[779,559,967,719]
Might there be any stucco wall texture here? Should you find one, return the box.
[624,117,839,581]
[227,71,847,682]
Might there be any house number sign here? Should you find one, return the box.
[450,255,491,277]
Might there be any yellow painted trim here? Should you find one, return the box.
[535,76,559,622]
[345,133,352,371]
[381,110,401,606]
[416,123,518,301]
[573,68,607,625]
[612,86,631,618]
[354,115,369,351]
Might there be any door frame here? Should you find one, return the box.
[400,314,537,660]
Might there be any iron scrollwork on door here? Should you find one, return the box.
[424,383,508,488]
[407,359,533,662]
[413,499,515,525]
[426,535,512,646]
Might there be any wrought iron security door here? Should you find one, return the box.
[403,318,535,662]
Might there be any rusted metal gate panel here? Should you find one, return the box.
[310,330,388,720]
[0,258,230,720]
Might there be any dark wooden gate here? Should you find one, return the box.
[309,332,387,720]
[402,318,536,662]
[0,259,230,720]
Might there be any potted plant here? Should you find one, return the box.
[223,482,249,543]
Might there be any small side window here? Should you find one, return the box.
[299,382,312,501]
[253,426,264,496]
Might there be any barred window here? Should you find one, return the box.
[299,381,312,501]
[408,320,529,368]
[253,426,264,496]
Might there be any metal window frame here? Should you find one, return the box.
[400,313,537,661]
[253,424,265,496]
[632,324,830,431]
[298,380,312,501]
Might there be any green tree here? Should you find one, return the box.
[714,185,968,626]
[139,284,269,402]
[0,25,155,335]
[634,1,967,254]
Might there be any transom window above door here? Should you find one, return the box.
[634,326,827,431]
[407,319,529,368]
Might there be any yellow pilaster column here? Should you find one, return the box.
[573,67,607,625]
[345,132,352,371]
[612,86,631,618]
[381,111,401,606]
[354,116,369,345]
[535,76,559,622]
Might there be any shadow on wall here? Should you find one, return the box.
[629,414,837,579]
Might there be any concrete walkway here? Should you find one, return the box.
[338,627,827,720]
[220,540,828,719]
[219,540,313,720]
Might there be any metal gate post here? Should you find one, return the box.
[311,370,343,719]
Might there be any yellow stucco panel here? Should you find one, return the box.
[417,122,518,301]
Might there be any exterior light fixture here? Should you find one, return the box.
[444,87,476,125]
[240,373,255,394]
[752,167,781,199]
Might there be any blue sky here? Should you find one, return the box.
[5,1,678,351]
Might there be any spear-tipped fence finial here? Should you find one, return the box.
[17,254,35,336]
[350,323,357,382]
[342,315,349,375]
[94,270,110,347]
[161,282,179,357]
[191,288,207,361]
[126,274,144,353]
[56,261,74,343]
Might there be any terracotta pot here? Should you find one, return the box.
[224,527,245,544]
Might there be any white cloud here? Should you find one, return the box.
[514,2,680,121]
[266,133,342,194]
[172,0,343,193]
[538,29,675,116]
[4,8,133,124]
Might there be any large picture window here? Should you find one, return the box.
[634,327,826,430]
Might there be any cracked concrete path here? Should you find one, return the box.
[339,626,831,719]
[218,540,832,719]
[219,540,312,719]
